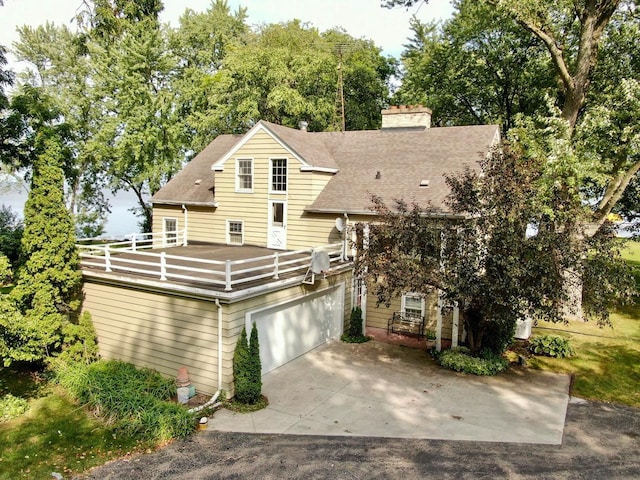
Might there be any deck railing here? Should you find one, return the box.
[77,234,345,291]
[77,229,186,251]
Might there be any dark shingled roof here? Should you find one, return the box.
[306,125,499,214]
[260,121,339,170]
[152,134,241,206]
[152,121,499,213]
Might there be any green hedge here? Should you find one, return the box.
[55,360,195,441]
[438,347,509,376]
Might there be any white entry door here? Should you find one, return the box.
[267,200,287,249]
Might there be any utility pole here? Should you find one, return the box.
[333,43,352,132]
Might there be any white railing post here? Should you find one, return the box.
[225,260,232,291]
[160,251,167,280]
[105,245,112,272]
[131,233,137,252]
[273,253,280,279]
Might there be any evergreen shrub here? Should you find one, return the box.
[233,324,262,405]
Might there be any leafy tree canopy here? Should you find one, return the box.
[394,0,555,132]
[208,20,395,133]
[387,0,638,320]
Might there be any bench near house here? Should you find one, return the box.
[78,105,500,396]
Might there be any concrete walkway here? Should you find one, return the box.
[210,340,570,444]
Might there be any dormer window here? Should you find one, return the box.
[236,158,253,192]
[270,158,287,193]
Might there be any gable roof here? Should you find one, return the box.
[152,134,241,206]
[212,121,339,172]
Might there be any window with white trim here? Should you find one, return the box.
[163,217,178,246]
[227,220,244,245]
[236,158,253,192]
[270,158,287,193]
[402,293,425,319]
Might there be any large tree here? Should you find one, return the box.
[13,22,108,237]
[356,143,633,354]
[0,87,82,365]
[395,1,555,132]
[87,1,183,232]
[387,0,637,320]
[208,20,396,133]
[168,0,249,153]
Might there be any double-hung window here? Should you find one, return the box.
[163,218,178,246]
[236,158,253,192]
[227,220,244,245]
[402,293,424,320]
[270,158,287,193]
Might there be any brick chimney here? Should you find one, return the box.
[381,105,432,130]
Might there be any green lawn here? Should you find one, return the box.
[523,240,640,407]
[0,366,150,480]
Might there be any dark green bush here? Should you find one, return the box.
[233,324,262,405]
[438,347,509,375]
[341,306,371,343]
[55,359,194,441]
[348,306,363,337]
[55,311,99,365]
[529,335,574,358]
[248,323,262,402]
[482,317,518,355]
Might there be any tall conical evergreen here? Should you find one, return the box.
[232,324,262,404]
[232,326,251,403]
[0,138,82,364]
[247,322,262,403]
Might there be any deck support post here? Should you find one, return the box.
[451,303,459,348]
[160,252,167,280]
[104,245,112,272]
[225,260,232,291]
[273,253,280,279]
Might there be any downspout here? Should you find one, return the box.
[215,298,222,391]
[343,212,349,261]
[187,297,223,414]
[181,204,188,246]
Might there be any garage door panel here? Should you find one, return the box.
[248,285,344,374]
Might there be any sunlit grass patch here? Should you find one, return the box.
[529,308,640,407]
[0,387,148,480]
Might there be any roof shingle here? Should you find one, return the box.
[152,134,241,206]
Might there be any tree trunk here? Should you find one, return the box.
[463,308,486,355]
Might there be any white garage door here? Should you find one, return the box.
[247,284,344,374]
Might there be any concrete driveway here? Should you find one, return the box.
[210,340,570,444]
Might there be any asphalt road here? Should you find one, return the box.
[78,399,640,479]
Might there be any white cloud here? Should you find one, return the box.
[1,0,453,68]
